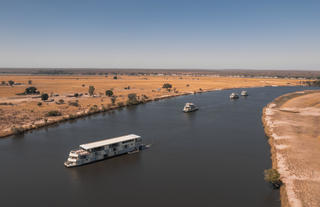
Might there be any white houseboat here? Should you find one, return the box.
[64,134,147,167]
[241,90,248,96]
[229,93,239,99]
[183,103,199,112]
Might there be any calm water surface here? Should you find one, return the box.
[0,86,312,207]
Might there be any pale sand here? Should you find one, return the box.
[263,90,320,207]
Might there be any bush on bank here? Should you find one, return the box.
[11,126,24,135]
[264,168,282,189]
[127,93,140,105]
[162,83,172,89]
[46,110,62,117]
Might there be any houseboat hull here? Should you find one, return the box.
[183,108,199,113]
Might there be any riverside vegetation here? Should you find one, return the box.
[0,74,303,138]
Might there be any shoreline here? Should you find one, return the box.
[1,85,301,138]
[262,104,291,207]
[262,90,320,207]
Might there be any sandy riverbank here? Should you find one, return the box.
[0,75,302,138]
[262,90,320,207]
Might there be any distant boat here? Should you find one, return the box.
[241,90,248,96]
[229,93,239,99]
[183,102,199,112]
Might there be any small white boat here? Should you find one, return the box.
[183,103,199,112]
[241,90,248,96]
[229,93,239,99]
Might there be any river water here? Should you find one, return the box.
[0,86,312,207]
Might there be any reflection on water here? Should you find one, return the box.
[0,86,315,207]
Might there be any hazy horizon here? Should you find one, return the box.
[1,0,320,70]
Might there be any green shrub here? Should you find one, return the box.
[8,80,14,86]
[46,110,62,116]
[127,93,140,105]
[41,93,49,101]
[69,101,79,107]
[162,83,172,89]
[88,85,95,96]
[110,96,117,105]
[37,102,42,106]
[264,168,282,188]
[105,90,113,97]
[24,87,39,94]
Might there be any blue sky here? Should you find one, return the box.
[0,0,319,69]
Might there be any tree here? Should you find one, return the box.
[113,76,118,80]
[105,90,113,97]
[127,93,139,105]
[41,93,49,101]
[8,80,14,86]
[24,87,39,94]
[88,86,95,96]
[264,168,282,189]
[46,110,62,116]
[110,95,117,105]
[162,83,172,89]
[1,81,6,85]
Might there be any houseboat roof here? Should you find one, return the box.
[80,134,140,150]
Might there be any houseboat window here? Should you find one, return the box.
[110,143,119,148]
[79,155,87,159]
[124,145,128,149]
[93,146,104,152]
[122,140,133,144]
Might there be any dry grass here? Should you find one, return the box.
[0,75,301,137]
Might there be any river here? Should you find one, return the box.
[0,86,312,207]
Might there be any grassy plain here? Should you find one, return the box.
[0,75,302,137]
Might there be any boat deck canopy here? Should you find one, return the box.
[80,134,141,150]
